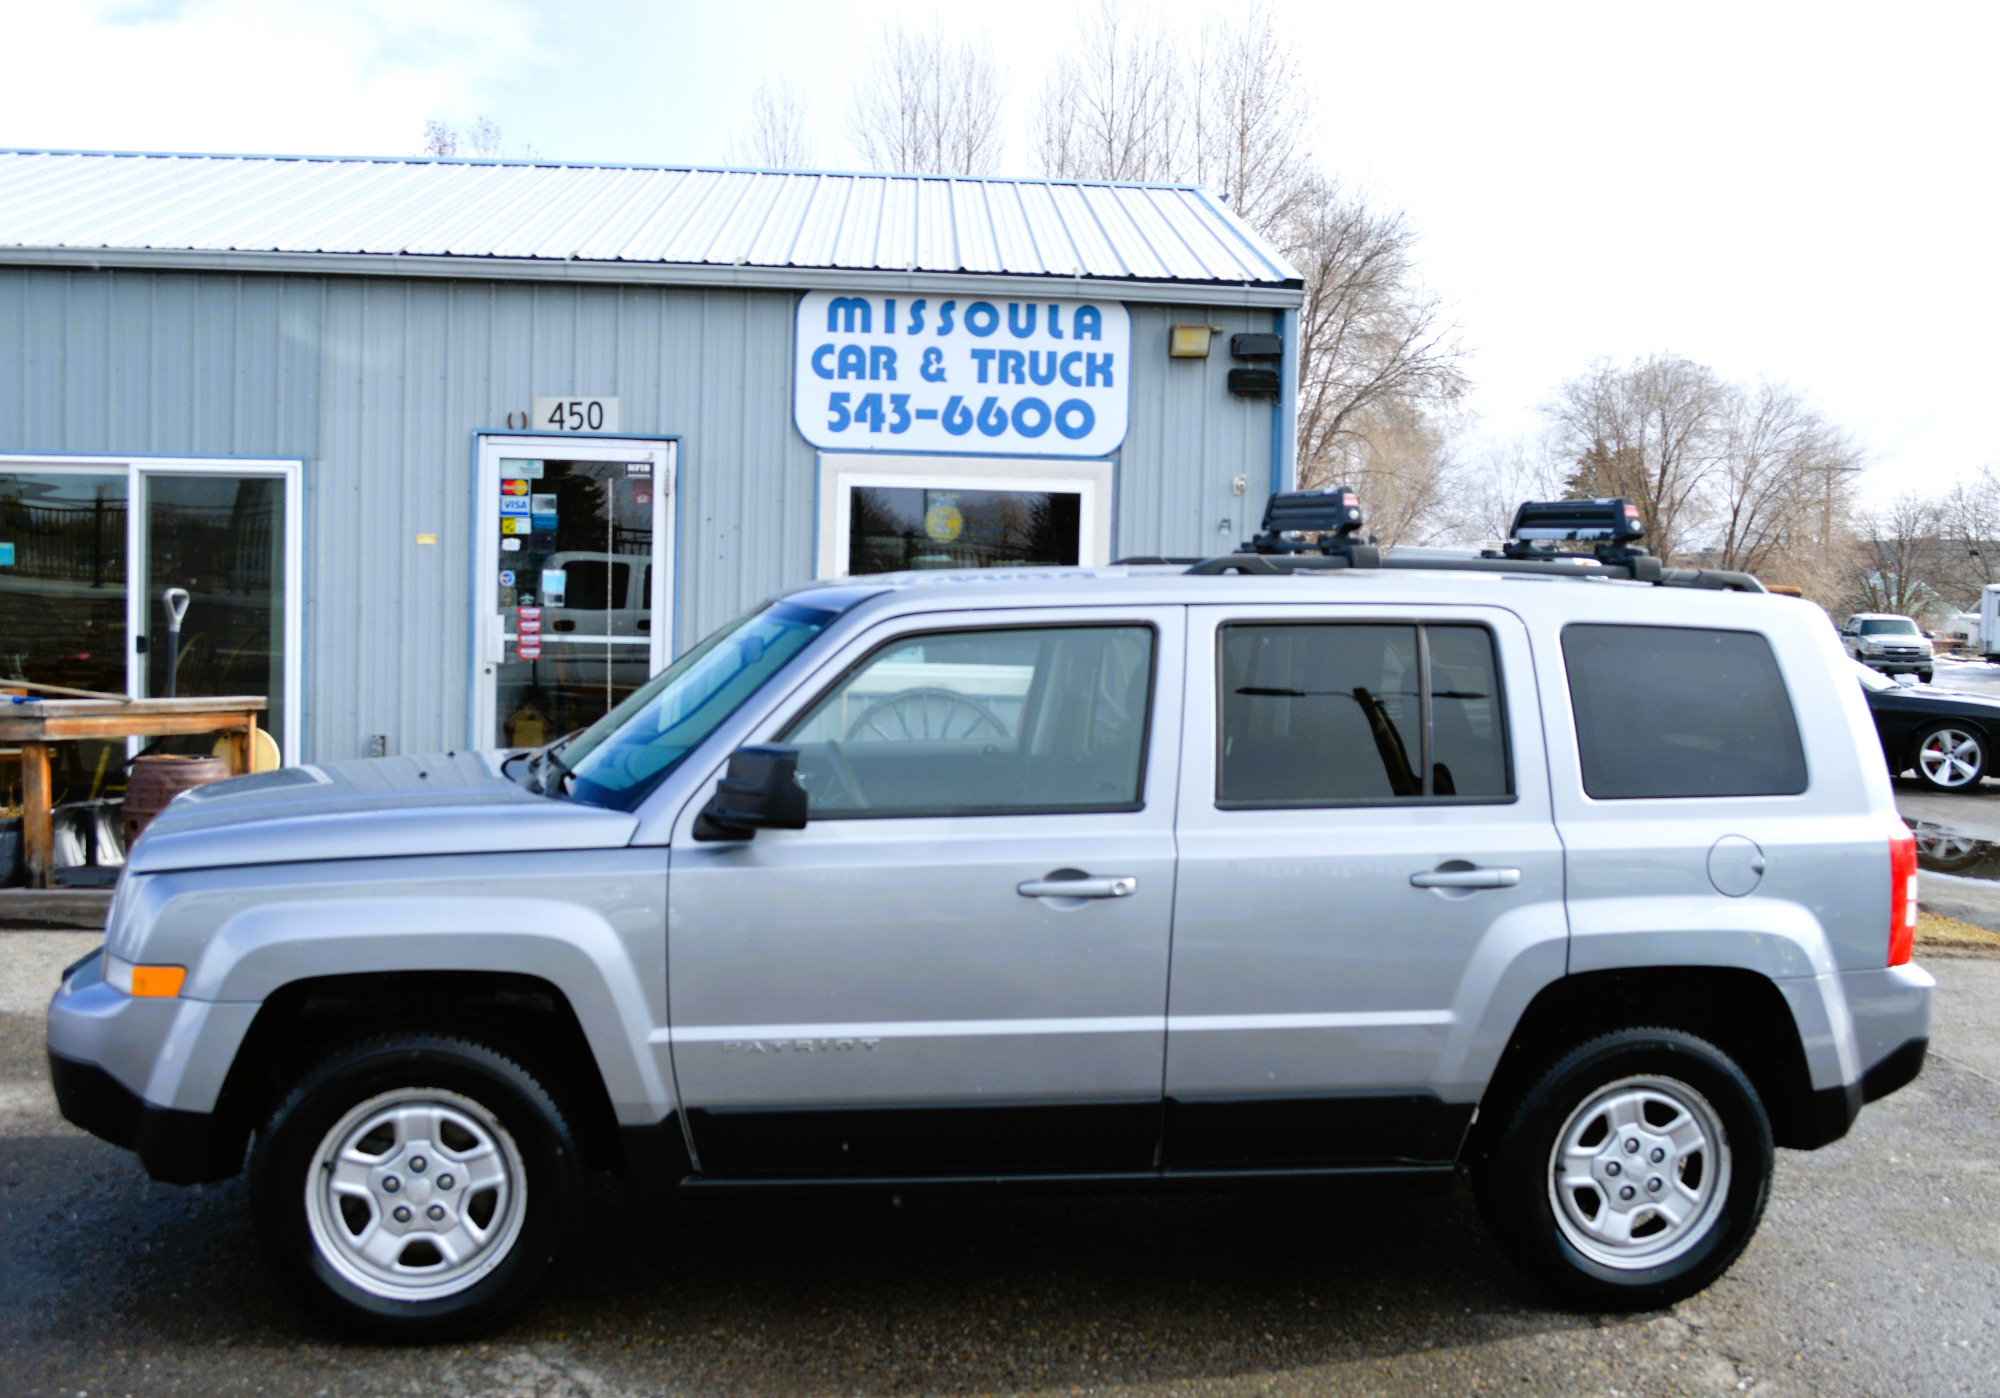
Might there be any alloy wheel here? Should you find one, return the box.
[1918,728,1983,788]
[303,1086,529,1303]
[1547,1074,1732,1271]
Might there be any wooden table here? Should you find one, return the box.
[0,696,268,888]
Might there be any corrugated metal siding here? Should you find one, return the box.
[0,152,1299,287]
[0,266,1272,762]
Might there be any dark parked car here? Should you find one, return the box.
[1855,661,1995,790]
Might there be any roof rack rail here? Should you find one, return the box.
[1187,490,1766,593]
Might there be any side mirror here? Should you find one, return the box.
[692,744,809,842]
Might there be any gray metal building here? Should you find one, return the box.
[0,151,1303,769]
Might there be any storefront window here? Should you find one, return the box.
[847,486,1081,573]
[818,455,1113,579]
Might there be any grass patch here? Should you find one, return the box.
[1916,909,2000,957]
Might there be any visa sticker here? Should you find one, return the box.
[499,496,529,515]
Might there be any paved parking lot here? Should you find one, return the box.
[2,928,1996,1398]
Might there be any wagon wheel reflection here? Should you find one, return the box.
[848,687,1010,743]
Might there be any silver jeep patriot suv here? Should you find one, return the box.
[47,493,1933,1338]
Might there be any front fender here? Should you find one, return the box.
[161,896,673,1123]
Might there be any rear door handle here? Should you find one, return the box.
[1018,876,1137,899]
[1410,866,1521,889]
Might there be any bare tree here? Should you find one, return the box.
[420,117,507,159]
[1332,400,1467,548]
[1696,381,1862,604]
[1932,464,2000,606]
[1853,493,1948,620]
[733,79,816,169]
[846,17,1005,175]
[1030,0,1184,182]
[1286,177,1468,498]
[1186,3,1313,229]
[1545,354,1731,564]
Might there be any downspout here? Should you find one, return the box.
[1270,306,1300,496]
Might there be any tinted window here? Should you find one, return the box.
[1562,624,1807,799]
[784,625,1153,816]
[1859,618,1919,635]
[1218,623,1510,806]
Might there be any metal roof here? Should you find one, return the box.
[0,150,1302,298]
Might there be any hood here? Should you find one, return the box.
[126,751,641,874]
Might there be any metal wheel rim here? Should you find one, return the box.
[1919,729,1982,787]
[303,1086,529,1303]
[1547,1073,1732,1271]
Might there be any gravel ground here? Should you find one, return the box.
[4,932,1997,1398]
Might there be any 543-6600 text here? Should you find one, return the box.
[826,392,1096,441]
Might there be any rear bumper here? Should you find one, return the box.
[1803,1035,1928,1148]
[48,1051,246,1184]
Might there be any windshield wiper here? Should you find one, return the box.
[533,729,584,797]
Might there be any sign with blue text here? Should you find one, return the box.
[794,291,1130,456]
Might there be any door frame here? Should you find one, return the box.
[0,452,305,763]
[469,434,679,749]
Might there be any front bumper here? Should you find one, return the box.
[1858,653,1933,673]
[45,948,254,1184]
[47,1051,245,1183]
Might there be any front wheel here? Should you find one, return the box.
[1914,723,1986,791]
[1472,1028,1772,1310]
[249,1035,584,1339]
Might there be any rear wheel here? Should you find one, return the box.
[249,1034,583,1339]
[1473,1028,1772,1309]
[1914,723,1986,791]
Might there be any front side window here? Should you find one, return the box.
[783,625,1154,817]
[1218,623,1511,807]
[1562,624,1807,799]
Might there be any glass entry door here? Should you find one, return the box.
[142,473,289,744]
[472,437,676,750]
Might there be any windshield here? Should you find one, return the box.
[561,599,841,810]
[1852,660,1897,692]
[1859,618,1920,635]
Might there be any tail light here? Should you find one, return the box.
[1889,820,1918,966]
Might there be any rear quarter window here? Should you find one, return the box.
[1562,624,1808,799]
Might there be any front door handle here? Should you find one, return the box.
[1410,865,1521,890]
[1018,875,1137,899]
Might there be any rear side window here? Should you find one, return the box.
[1562,624,1807,799]
[1218,623,1511,807]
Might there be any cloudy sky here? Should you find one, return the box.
[6,0,1994,504]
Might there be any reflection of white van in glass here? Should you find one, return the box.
[541,550,651,639]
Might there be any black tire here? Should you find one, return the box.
[1918,671,1934,684]
[249,1034,584,1340]
[1912,722,1987,792]
[1472,1028,1772,1310]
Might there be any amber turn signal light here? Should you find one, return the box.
[130,966,186,997]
